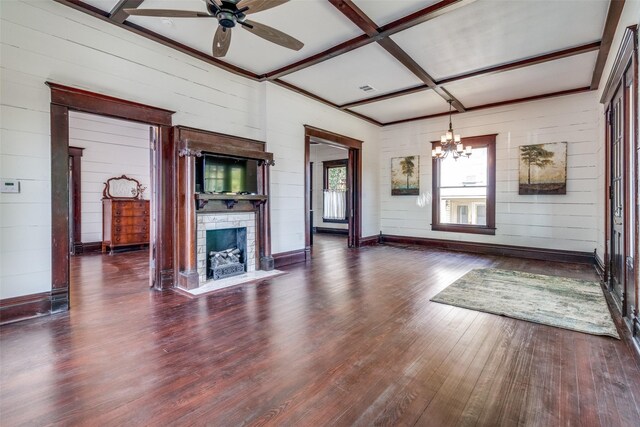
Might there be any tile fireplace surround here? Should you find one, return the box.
[196,212,256,284]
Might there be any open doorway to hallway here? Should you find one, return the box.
[67,111,155,298]
[310,142,350,247]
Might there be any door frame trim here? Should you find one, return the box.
[304,125,363,256]
[601,25,639,336]
[47,82,176,314]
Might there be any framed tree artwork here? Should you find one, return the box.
[519,142,567,195]
[391,156,419,196]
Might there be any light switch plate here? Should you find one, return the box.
[1,179,20,193]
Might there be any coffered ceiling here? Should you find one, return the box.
[57,0,622,126]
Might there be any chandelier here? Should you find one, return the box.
[432,100,472,160]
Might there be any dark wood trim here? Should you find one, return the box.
[108,0,143,24]
[305,126,363,250]
[68,146,84,255]
[384,87,593,126]
[45,83,175,321]
[591,0,627,90]
[273,248,307,268]
[46,82,174,125]
[54,0,260,81]
[304,125,364,148]
[601,25,638,103]
[359,234,380,246]
[271,80,382,126]
[342,42,601,110]
[380,234,595,265]
[439,41,602,85]
[0,292,53,325]
[265,0,476,80]
[377,38,466,112]
[329,0,465,112]
[431,134,496,235]
[341,85,430,109]
[51,103,70,313]
[75,241,103,254]
[315,227,349,235]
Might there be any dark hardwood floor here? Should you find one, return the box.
[1,235,639,426]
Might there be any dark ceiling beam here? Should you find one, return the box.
[272,80,382,126]
[108,0,143,24]
[381,87,593,126]
[341,41,601,109]
[265,34,370,80]
[340,84,429,108]
[329,0,466,112]
[378,0,477,36]
[590,0,626,89]
[265,0,476,80]
[55,0,260,80]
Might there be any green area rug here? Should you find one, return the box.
[431,268,619,339]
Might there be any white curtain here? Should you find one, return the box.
[323,190,347,220]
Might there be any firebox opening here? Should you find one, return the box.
[206,227,247,280]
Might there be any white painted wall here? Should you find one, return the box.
[0,0,380,299]
[379,91,601,253]
[310,143,349,231]
[69,111,151,243]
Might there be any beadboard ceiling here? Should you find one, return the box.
[58,0,616,126]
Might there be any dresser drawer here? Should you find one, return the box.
[113,225,149,235]
[113,206,149,217]
[112,233,149,245]
[113,216,149,226]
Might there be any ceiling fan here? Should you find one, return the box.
[124,0,304,57]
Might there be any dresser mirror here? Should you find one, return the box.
[103,175,145,199]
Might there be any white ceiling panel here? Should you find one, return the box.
[126,0,362,75]
[82,0,121,12]
[444,51,598,108]
[391,0,608,80]
[281,43,424,105]
[351,0,440,27]
[349,89,449,123]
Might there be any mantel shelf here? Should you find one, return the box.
[195,193,267,202]
[195,193,268,211]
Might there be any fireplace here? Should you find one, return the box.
[207,227,246,280]
[196,212,256,284]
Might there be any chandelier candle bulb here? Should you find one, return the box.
[456,143,464,153]
[432,149,437,157]
[435,146,442,155]
[446,131,453,141]
[454,134,461,143]
[466,146,472,155]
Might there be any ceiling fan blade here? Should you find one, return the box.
[124,9,212,18]
[243,19,303,51]
[212,26,232,57]
[238,0,289,15]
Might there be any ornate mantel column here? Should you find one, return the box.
[177,147,201,290]
[259,159,275,271]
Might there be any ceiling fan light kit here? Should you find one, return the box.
[124,0,303,58]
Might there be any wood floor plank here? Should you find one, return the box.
[1,235,638,426]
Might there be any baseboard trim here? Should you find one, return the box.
[273,249,307,268]
[314,227,349,235]
[360,235,380,247]
[0,292,52,325]
[380,234,595,265]
[82,241,103,254]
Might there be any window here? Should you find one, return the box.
[323,159,348,223]
[432,134,496,235]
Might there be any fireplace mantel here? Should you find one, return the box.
[174,126,274,290]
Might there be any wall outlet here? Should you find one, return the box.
[1,179,20,193]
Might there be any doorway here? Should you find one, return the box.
[304,125,362,257]
[48,83,175,313]
[602,25,638,341]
